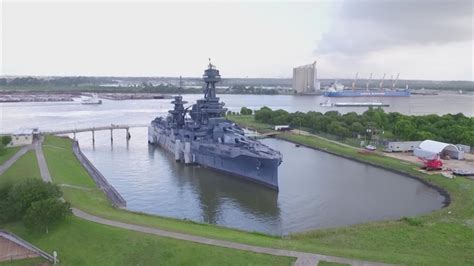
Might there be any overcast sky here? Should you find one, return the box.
[1,0,473,80]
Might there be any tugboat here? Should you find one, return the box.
[148,61,283,190]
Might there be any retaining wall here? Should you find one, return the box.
[72,141,126,208]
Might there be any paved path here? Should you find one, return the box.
[0,145,32,175]
[34,142,52,183]
[290,129,359,150]
[73,208,393,266]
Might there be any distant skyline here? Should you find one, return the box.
[1,1,473,81]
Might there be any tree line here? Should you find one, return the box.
[250,107,474,146]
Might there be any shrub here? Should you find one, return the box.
[23,198,71,233]
[3,179,62,221]
[1,136,12,146]
[401,216,423,226]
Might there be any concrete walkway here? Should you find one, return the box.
[0,145,32,175]
[34,143,52,183]
[73,208,393,266]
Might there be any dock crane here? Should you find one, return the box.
[391,73,400,89]
[366,73,373,91]
[379,73,386,90]
[352,72,358,91]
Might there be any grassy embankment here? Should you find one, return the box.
[3,130,472,265]
[0,140,294,265]
[37,133,474,265]
[0,147,20,165]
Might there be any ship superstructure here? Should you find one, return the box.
[148,61,282,190]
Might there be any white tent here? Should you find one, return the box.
[414,140,464,160]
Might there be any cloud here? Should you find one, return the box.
[316,0,473,55]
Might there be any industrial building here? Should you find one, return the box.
[292,61,321,94]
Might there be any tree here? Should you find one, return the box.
[23,198,71,233]
[240,107,253,115]
[393,119,416,140]
[254,107,273,123]
[5,179,62,221]
[350,122,365,136]
[1,136,11,146]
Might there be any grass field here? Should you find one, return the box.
[4,132,472,265]
[1,139,294,265]
[6,217,293,265]
[0,147,20,165]
[0,150,40,187]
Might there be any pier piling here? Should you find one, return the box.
[110,129,113,143]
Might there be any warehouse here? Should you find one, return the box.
[414,140,464,160]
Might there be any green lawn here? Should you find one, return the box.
[0,258,46,266]
[6,217,293,265]
[0,150,40,187]
[0,146,20,165]
[1,136,294,265]
[318,262,348,266]
[35,133,474,265]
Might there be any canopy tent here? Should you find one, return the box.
[414,140,464,160]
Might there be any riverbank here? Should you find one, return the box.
[228,115,473,265]
[2,132,473,264]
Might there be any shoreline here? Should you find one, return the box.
[276,134,451,208]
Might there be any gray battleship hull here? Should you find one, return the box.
[148,127,279,189]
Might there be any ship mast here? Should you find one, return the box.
[189,59,227,123]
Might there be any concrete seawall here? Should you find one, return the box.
[72,141,126,208]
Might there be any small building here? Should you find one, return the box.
[274,125,291,131]
[9,128,37,147]
[414,140,464,160]
[384,141,422,152]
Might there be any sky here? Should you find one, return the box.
[1,0,473,81]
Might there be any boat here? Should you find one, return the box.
[148,61,283,190]
[324,76,410,97]
[365,145,377,151]
[320,100,333,107]
[334,102,390,107]
[81,93,102,104]
[452,169,474,176]
[325,89,410,97]
[411,88,438,95]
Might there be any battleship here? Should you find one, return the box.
[148,61,283,190]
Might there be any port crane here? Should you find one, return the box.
[379,73,386,90]
[391,73,400,89]
[351,72,358,91]
[366,73,373,91]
